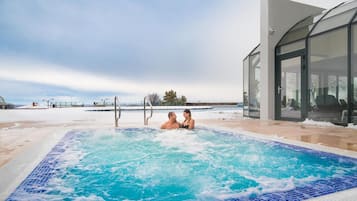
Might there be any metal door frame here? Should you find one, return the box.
[275,49,306,121]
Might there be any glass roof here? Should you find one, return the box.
[311,1,357,35]
[278,13,324,45]
[277,0,357,47]
[247,44,260,57]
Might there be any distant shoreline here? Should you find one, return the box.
[186,102,237,106]
[4,102,240,109]
[86,105,215,112]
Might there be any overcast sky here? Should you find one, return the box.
[0,0,345,104]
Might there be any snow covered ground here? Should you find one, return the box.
[302,119,357,130]
[0,106,242,126]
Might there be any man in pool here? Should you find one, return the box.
[160,112,180,129]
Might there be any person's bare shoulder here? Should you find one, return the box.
[189,119,195,129]
[174,122,180,128]
[161,121,169,129]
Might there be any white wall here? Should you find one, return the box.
[260,0,323,120]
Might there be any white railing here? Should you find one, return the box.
[114,96,121,127]
[144,96,153,125]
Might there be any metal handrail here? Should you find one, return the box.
[114,96,121,127]
[144,96,153,125]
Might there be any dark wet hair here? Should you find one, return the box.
[168,112,175,119]
[184,109,191,117]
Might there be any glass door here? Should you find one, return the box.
[277,56,303,120]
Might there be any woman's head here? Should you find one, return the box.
[183,109,191,119]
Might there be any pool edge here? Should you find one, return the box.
[306,187,357,201]
[0,128,70,200]
[201,124,357,159]
[3,126,357,201]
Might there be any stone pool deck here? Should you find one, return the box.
[201,118,357,152]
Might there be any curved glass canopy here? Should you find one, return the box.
[278,13,324,46]
[311,0,357,35]
[277,0,357,47]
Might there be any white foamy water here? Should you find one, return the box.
[73,195,105,201]
[200,172,320,200]
[152,129,214,154]
[57,140,86,169]
[6,126,357,201]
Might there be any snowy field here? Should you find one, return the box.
[0,106,243,127]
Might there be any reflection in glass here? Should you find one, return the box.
[310,74,320,107]
[280,57,301,119]
[249,53,261,117]
[278,40,305,55]
[278,13,324,46]
[308,28,348,122]
[327,75,337,97]
[243,58,249,116]
[339,76,348,102]
[352,24,357,124]
[311,9,356,35]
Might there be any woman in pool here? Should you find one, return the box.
[181,109,195,129]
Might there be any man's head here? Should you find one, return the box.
[168,112,177,121]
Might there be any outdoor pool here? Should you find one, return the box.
[6,128,357,201]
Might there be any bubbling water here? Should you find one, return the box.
[10,128,357,201]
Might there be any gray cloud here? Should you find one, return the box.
[0,0,261,102]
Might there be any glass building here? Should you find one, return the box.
[244,0,357,125]
[243,45,261,118]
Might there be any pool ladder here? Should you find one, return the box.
[114,96,121,127]
[144,96,153,125]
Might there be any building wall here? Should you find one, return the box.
[260,0,323,120]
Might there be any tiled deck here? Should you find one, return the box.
[201,119,357,152]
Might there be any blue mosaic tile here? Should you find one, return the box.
[232,174,357,201]
[5,131,78,201]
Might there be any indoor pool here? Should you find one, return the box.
[7,128,357,201]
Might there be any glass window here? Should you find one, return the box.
[310,74,320,107]
[352,24,357,124]
[243,57,249,117]
[308,28,348,123]
[249,53,261,118]
[278,13,324,46]
[280,57,302,119]
[328,75,337,97]
[311,9,356,35]
[311,1,357,35]
[243,44,261,118]
[278,40,305,55]
[324,1,357,19]
[338,76,348,101]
